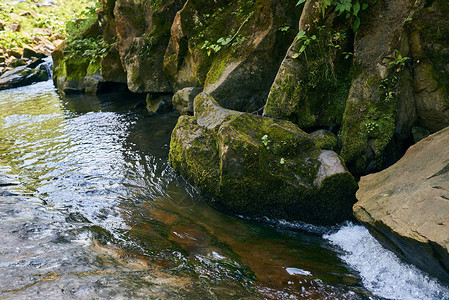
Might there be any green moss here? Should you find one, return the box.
[205,52,232,85]
[340,73,398,173]
[264,25,353,131]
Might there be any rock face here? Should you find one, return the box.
[339,0,449,174]
[354,126,449,284]
[172,87,202,115]
[169,93,357,225]
[163,0,299,112]
[264,0,352,130]
[113,0,184,93]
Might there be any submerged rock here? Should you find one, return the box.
[169,93,357,225]
[354,126,449,284]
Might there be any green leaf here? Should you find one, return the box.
[280,158,285,164]
[335,0,352,15]
[362,3,368,10]
[353,17,361,32]
[296,0,306,6]
[292,52,301,59]
[299,45,307,53]
[353,1,360,16]
[296,30,306,40]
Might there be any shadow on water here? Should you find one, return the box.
[0,81,380,299]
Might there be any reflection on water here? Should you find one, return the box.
[0,81,445,299]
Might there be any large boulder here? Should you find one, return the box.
[354,126,449,284]
[169,93,357,225]
[164,0,300,112]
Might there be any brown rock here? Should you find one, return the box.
[9,22,21,32]
[113,0,184,93]
[354,126,449,284]
[33,28,53,36]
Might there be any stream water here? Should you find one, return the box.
[0,80,448,299]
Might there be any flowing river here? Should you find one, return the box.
[0,80,448,299]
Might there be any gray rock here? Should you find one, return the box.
[172,87,203,115]
[411,126,430,143]
[0,65,48,90]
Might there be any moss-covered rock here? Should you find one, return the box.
[408,1,449,132]
[310,129,338,151]
[164,0,300,112]
[169,93,357,225]
[263,0,353,131]
[339,0,426,175]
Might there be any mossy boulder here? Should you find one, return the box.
[164,0,300,112]
[169,93,357,225]
[263,0,353,130]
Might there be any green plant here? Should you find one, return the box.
[292,30,317,58]
[389,50,410,70]
[321,0,368,32]
[261,135,270,150]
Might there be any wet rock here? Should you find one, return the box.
[172,87,202,115]
[164,0,299,112]
[310,129,338,151]
[8,48,23,59]
[84,74,106,94]
[0,65,48,90]
[146,94,173,115]
[8,58,28,68]
[354,126,449,284]
[169,93,357,225]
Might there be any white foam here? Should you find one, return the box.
[324,223,449,300]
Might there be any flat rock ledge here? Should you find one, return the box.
[354,126,449,284]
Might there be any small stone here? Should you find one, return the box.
[172,87,203,115]
[9,22,21,32]
[33,28,53,36]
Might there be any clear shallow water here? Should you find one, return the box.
[0,81,447,299]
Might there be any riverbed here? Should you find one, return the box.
[0,80,447,299]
